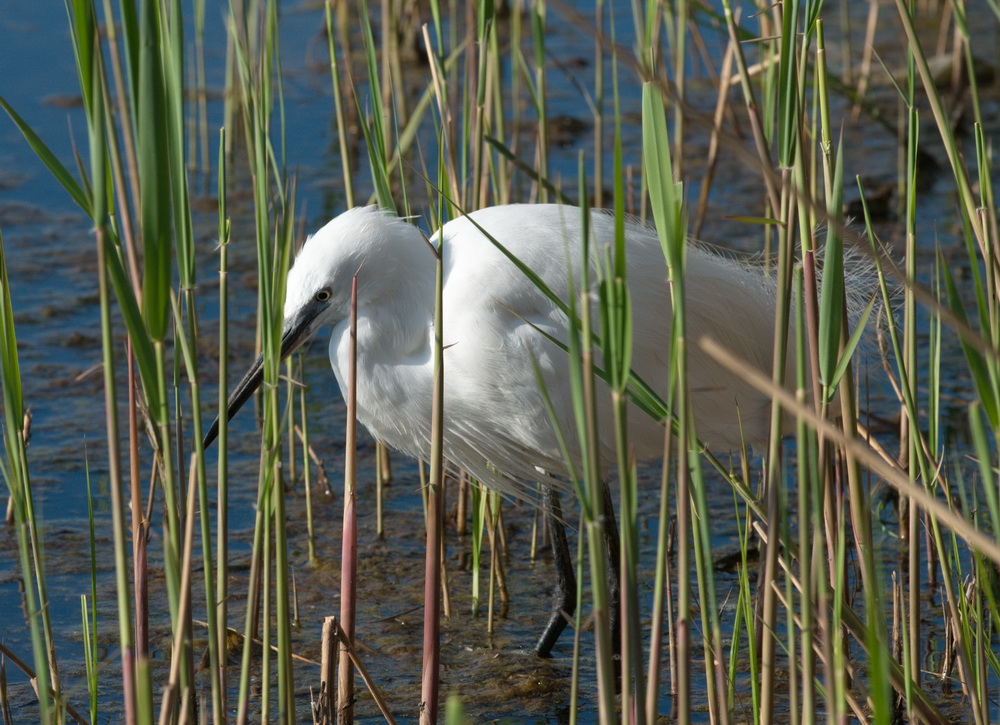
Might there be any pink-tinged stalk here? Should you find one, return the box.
[420,482,442,724]
[420,243,445,724]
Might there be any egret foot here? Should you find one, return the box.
[535,488,576,657]
[534,484,623,660]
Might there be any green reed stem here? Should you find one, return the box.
[338,274,360,721]
[0,230,58,722]
[214,127,232,710]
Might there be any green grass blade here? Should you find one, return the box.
[826,292,877,392]
[943,262,999,427]
[0,96,90,212]
[136,0,172,341]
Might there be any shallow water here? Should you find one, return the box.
[1,0,998,722]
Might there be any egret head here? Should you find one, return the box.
[203,205,419,448]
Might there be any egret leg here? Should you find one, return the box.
[535,487,576,657]
[601,480,621,659]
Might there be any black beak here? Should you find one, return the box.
[203,306,322,449]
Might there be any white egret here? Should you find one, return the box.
[205,203,799,655]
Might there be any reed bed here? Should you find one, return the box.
[0,0,998,722]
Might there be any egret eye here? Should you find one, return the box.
[315,288,332,302]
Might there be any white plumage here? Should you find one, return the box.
[277,203,788,496]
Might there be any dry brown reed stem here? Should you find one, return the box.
[494,501,510,561]
[850,0,881,124]
[768,573,873,721]
[441,544,453,621]
[319,616,336,724]
[0,642,89,725]
[297,385,318,565]
[158,455,198,725]
[486,496,509,606]
[376,443,386,538]
[337,275,359,723]
[287,366,297,485]
[560,0,989,371]
[691,38,736,239]
[487,512,498,636]
[703,334,1000,564]
[323,616,398,725]
[455,472,467,537]
[294,424,332,496]
[701,335,981,725]
[439,482,452,619]
[190,620,319,666]
[761,522,948,725]
[378,444,392,483]
[420,24,460,206]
